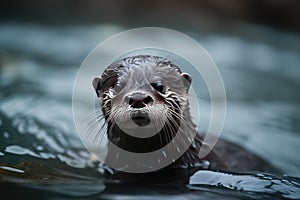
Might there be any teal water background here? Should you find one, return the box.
[0,23,300,199]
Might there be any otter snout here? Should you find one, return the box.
[125,92,153,108]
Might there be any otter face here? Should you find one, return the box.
[93,56,192,143]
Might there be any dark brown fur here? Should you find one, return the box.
[93,55,278,182]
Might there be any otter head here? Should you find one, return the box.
[92,55,193,153]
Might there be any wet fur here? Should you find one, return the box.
[92,55,277,177]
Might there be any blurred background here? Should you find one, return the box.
[0,0,300,197]
[1,0,300,31]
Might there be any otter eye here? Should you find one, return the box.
[151,82,164,93]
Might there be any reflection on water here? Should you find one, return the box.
[190,170,300,199]
[0,23,300,199]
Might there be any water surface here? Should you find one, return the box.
[0,23,300,199]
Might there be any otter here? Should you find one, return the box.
[92,55,277,183]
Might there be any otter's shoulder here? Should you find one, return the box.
[206,136,279,173]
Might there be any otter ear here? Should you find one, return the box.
[92,77,101,97]
[181,73,192,92]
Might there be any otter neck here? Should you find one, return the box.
[106,121,182,153]
[105,105,205,170]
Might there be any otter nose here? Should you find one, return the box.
[125,93,153,108]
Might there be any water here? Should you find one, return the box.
[0,23,300,199]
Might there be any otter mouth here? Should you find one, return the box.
[130,112,151,127]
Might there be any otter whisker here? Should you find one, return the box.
[85,111,111,141]
[86,118,103,138]
[82,110,108,131]
[85,114,105,132]
[93,124,107,143]
[155,113,164,147]
[96,125,108,146]
[84,110,109,128]
[165,110,197,155]
[81,110,102,124]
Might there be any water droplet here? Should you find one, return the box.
[162,151,167,158]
